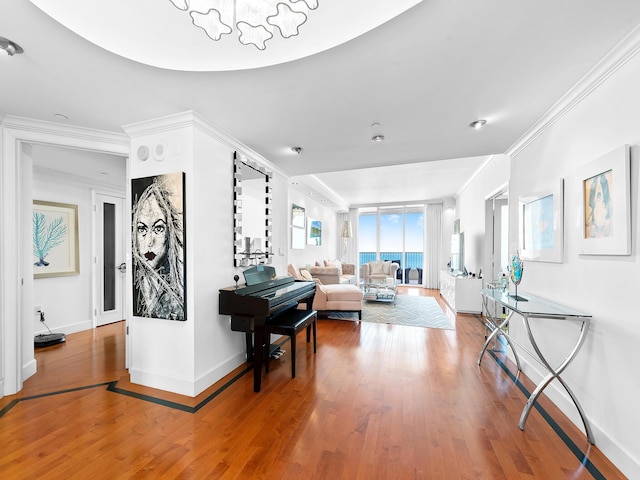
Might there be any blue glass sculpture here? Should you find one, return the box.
[509,252,528,301]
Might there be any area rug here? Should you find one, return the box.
[326,295,454,330]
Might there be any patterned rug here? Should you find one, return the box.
[326,295,454,330]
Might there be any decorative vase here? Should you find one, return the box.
[509,252,527,301]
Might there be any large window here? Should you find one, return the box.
[358,205,424,284]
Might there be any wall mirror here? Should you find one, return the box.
[233,152,272,267]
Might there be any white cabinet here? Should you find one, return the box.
[439,270,482,313]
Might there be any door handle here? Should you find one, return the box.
[117,262,127,273]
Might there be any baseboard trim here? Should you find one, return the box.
[22,358,37,383]
[34,320,92,336]
[194,352,246,396]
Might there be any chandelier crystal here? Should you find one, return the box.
[169,0,319,50]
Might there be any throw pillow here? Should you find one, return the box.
[370,262,385,275]
[324,260,343,274]
[382,261,391,275]
[300,269,314,281]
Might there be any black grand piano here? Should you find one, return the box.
[219,265,316,392]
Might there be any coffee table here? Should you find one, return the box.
[362,282,397,304]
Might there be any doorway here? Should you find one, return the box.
[484,187,509,284]
[94,192,126,327]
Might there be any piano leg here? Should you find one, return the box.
[245,332,253,362]
[252,324,266,392]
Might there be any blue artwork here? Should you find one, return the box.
[307,219,322,246]
[33,212,67,267]
[523,194,554,250]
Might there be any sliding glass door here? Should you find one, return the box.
[358,205,424,284]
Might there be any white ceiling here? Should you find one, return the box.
[3,0,640,209]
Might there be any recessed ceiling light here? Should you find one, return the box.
[372,134,385,142]
[291,146,303,154]
[469,119,487,129]
[0,36,23,56]
[54,113,68,121]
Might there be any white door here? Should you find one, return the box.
[95,193,125,327]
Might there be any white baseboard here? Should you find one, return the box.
[22,358,37,383]
[129,352,247,398]
[35,319,92,336]
[194,352,247,396]
[129,368,196,397]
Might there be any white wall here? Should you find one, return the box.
[32,172,94,335]
[457,44,640,478]
[456,155,510,277]
[287,188,339,269]
[125,112,290,397]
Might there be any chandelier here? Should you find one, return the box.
[168,0,319,50]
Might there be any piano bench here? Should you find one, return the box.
[265,309,317,378]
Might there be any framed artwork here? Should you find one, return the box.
[578,145,630,255]
[291,204,305,228]
[33,201,80,278]
[292,227,305,250]
[518,179,564,263]
[307,218,322,246]
[291,204,306,250]
[131,172,187,321]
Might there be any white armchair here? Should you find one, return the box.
[360,261,399,285]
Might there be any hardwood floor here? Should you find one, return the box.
[0,288,625,479]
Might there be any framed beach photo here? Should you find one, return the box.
[578,145,630,255]
[33,200,79,278]
[307,218,322,246]
[518,179,564,263]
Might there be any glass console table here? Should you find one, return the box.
[479,289,594,444]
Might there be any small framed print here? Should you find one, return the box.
[519,179,564,263]
[578,145,630,256]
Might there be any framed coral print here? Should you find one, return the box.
[33,200,79,278]
[578,145,630,255]
[518,179,564,263]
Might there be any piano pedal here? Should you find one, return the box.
[270,348,285,359]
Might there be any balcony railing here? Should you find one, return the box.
[359,251,423,269]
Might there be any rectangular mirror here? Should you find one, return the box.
[233,152,272,267]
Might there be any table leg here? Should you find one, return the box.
[519,315,595,444]
[478,295,521,371]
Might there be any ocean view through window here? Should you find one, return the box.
[358,205,424,284]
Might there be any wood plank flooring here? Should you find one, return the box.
[0,288,625,479]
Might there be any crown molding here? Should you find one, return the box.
[122,110,286,178]
[0,115,129,149]
[506,22,640,159]
[1,115,129,154]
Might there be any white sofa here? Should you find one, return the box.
[308,260,356,285]
[288,264,363,319]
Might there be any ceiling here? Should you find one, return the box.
[3,0,640,209]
